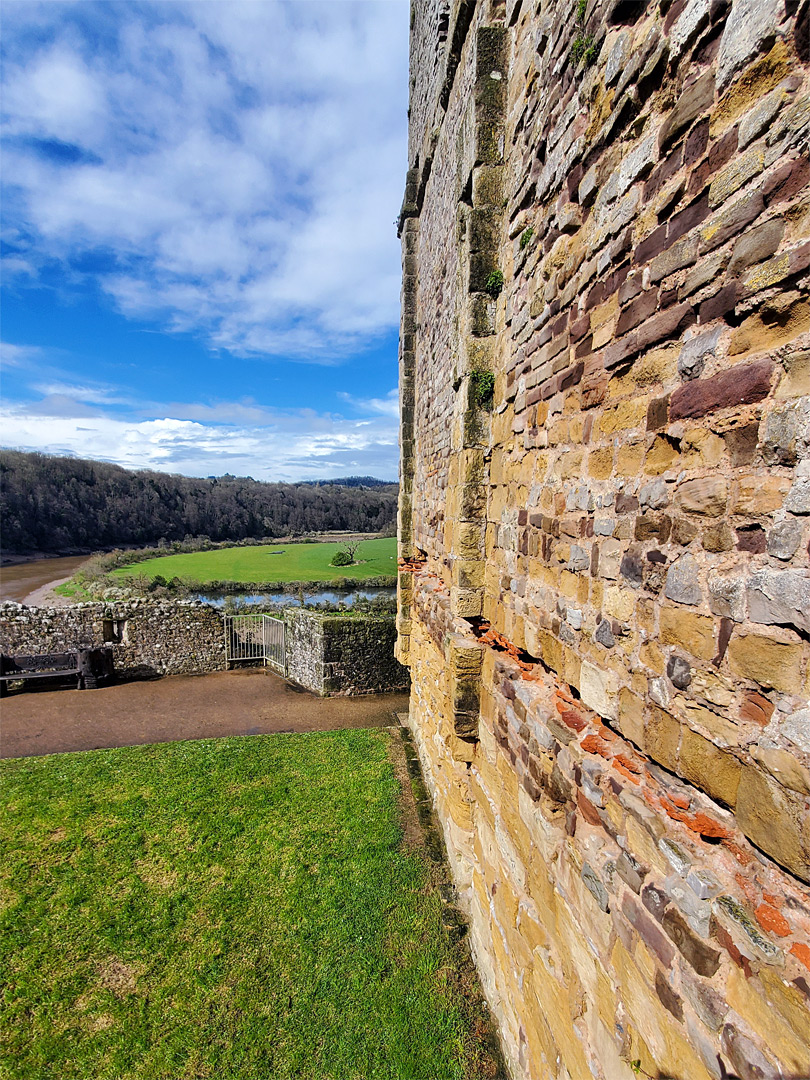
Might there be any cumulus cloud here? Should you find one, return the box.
[1,403,399,482]
[1,0,408,360]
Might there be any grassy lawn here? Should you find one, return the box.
[0,730,500,1080]
[111,537,397,585]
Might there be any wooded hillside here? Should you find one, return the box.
[0,450,397,554]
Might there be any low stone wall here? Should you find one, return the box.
[0,600,226,679]
[0,602,409,695]
[285,609,410,696]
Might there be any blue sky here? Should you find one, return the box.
[1,0,408,481]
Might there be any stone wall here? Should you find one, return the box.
[0,600,226,678]
[398,1,810,1078]
[285,609,410,696]
[0,603,410,697]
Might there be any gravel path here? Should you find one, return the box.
[0,667,409,759]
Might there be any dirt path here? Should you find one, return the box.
[0,668,410,759]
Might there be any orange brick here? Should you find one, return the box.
[755,903,790,938]
[791,942,810,972]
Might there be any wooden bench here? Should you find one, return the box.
[0,648,114,696]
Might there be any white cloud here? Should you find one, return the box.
[1,1,409,360]
[31,380,132,405]
[338,388,399,418]
[1,398,399,482]
[1,342,46,367]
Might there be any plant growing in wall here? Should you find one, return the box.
[470,369,495,410]
[519,226,534,250]
[484,268,504,298]
[571,0,597,67]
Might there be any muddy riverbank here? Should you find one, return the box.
[0,555,93,604]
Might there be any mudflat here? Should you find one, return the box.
[0,667,409,759]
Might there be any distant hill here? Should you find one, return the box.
[0,450,398,556]
[300,476,397,489]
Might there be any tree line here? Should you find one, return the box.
[0,450,398,555]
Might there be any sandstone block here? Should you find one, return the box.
[579,660,618,721]
[740,251,790,293]
[700,191,764,253]
[617,687,645,748]
[728,296,810,360]
[650,235,699,285]
[670,0,711,59]
[659,71,715,151]
[732,473,790,514]
[645,705,680,772]
[679,727,741,808]
[720,1024,780,1080]
[739,87,788,149]
[644,440,683,485]
[763,154,810,206]
[736,766,810,883]
[709,147,764,208]
[660,608,715,659]
[621,891,676,967]
[669,358,773,420]
[727,630,803,693]
[637,302,696,351]
[634,513,672,543]
[662,907,721,976]
[674,476,728,516]
[618,133,657,197]
[681,967,728,1032]
[604,29,630,86]
[701,522,734,552]
[751,744,810,797]
[716,0,785,93]
[727,218,784,277]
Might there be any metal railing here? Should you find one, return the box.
[224,614,286,674]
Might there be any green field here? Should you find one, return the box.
[1,730,500,1080]
[113,537,397,584]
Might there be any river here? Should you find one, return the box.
[196,587,397,608]
[0,555,93,604]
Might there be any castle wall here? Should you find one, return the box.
[399,1,810,1077]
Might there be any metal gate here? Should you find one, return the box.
[224,614,286,674]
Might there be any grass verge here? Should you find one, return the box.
[0,730,502,1080]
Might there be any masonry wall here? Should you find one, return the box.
[285,610,410,696]
[0,600,226,678]
[398,1,810,1078]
